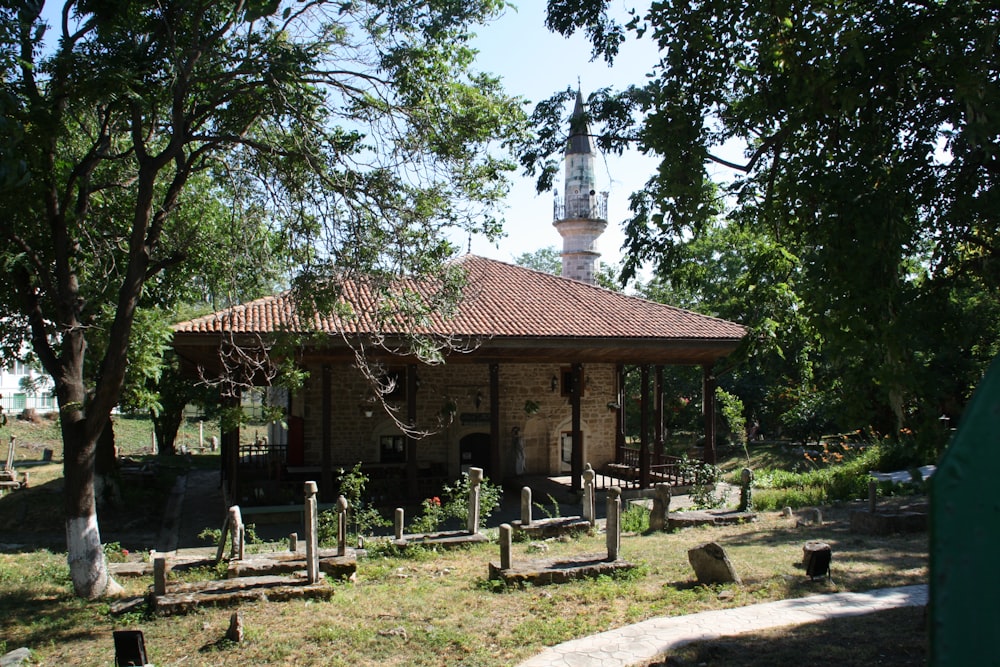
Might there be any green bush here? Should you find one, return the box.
[440,472,502,529]
[752,486,827,511]
[621,503,649,533]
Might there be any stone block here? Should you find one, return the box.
[688,541,741,585]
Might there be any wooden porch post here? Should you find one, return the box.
[703,365,717,465]
[639,365,650,489]
[220,392,240,505]
[615,364,626,463]
[570,363,583,492]
[654,365,664,467]
[406,364,418,499]
[321,365,333,501]
[489,363,501,481]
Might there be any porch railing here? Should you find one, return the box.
[595,449,698,490]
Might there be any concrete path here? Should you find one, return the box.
[516,584,928,667]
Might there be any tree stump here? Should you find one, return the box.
[802,541,832,579]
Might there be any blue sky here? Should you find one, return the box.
[36,1,674,270]
[468,3,663,268]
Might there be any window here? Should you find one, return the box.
[5,360,27,375]
[379,435,406,464]
[560,367,585,398]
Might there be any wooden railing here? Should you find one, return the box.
[596,449,698,490]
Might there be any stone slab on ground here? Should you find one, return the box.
[393,530,489,549]
[228,548,356,579]
[850,508,927,535]
[150,573,333,616]
[489,554,636,586]
[110,553,218,578]
[0,647,32,667]
[512,516,592,539]
[669,509,756,530]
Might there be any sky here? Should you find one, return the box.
[465,3,664,269]
[34,1,674,270]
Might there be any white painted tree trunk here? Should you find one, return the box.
[66,513,122,599]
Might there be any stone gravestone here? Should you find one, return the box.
[688,541,742,585]
[606,486,622,561]
[738,467,753,512]
[649,483,672,532]
[467,467,483,534]
[304,481,319,584]
[226,611,244,642]
[582,464,596,526]
[336,495,348,557]
[520,487,532,527]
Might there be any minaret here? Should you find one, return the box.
[553,88,608,284]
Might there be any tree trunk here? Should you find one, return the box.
[94,420,121,507]
[153,407,182,456]
[62,416,122,599]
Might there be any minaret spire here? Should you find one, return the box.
[553,86,608,284]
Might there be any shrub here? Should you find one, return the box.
[621,502,649,533]
[408,496,445,534]
[440,472,502,529]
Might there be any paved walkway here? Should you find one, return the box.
[516,584,928,667]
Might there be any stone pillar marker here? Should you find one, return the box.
[153,556,167,596]
[606,486,622,561]
[582,464,596,526]
[336,495,348,557]
[467,467,483,534]
[228,505,245,561]
[520,487,532,527]
[499,523,512,570]
[395,507,405,540]
[304,481,319,584]
[650,483,672,532]
[288,533,298,552]
[738,467,754,512]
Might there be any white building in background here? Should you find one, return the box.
[0,355,56,415]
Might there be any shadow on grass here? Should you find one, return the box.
[647,606,926,667]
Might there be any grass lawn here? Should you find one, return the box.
[0,419,928,666]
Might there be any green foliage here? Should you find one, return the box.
[101,542,130,564]
[748,440,929,509]
[408,495,445,534]
[532,0,1000,444]
[408,473,503,533]
[715,387,746,447]
[620,502,649,533]
[319,463,390,544]
[533,494,563,520]
[679,456,725,509]
[440,472,502,529]
[1,0,525,596]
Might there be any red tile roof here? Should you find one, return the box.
[172,255,746,363]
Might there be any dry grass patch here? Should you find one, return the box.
[0,503,927,666]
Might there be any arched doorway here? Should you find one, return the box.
[459,432,491,477]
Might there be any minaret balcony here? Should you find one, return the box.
[553,193,608,222]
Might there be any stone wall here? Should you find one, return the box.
[288,360,618,482]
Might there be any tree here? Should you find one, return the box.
[528,0,999,441]
[514,246,563,275]
[1,0,524,598]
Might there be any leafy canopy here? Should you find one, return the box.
[529,0,999,438]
